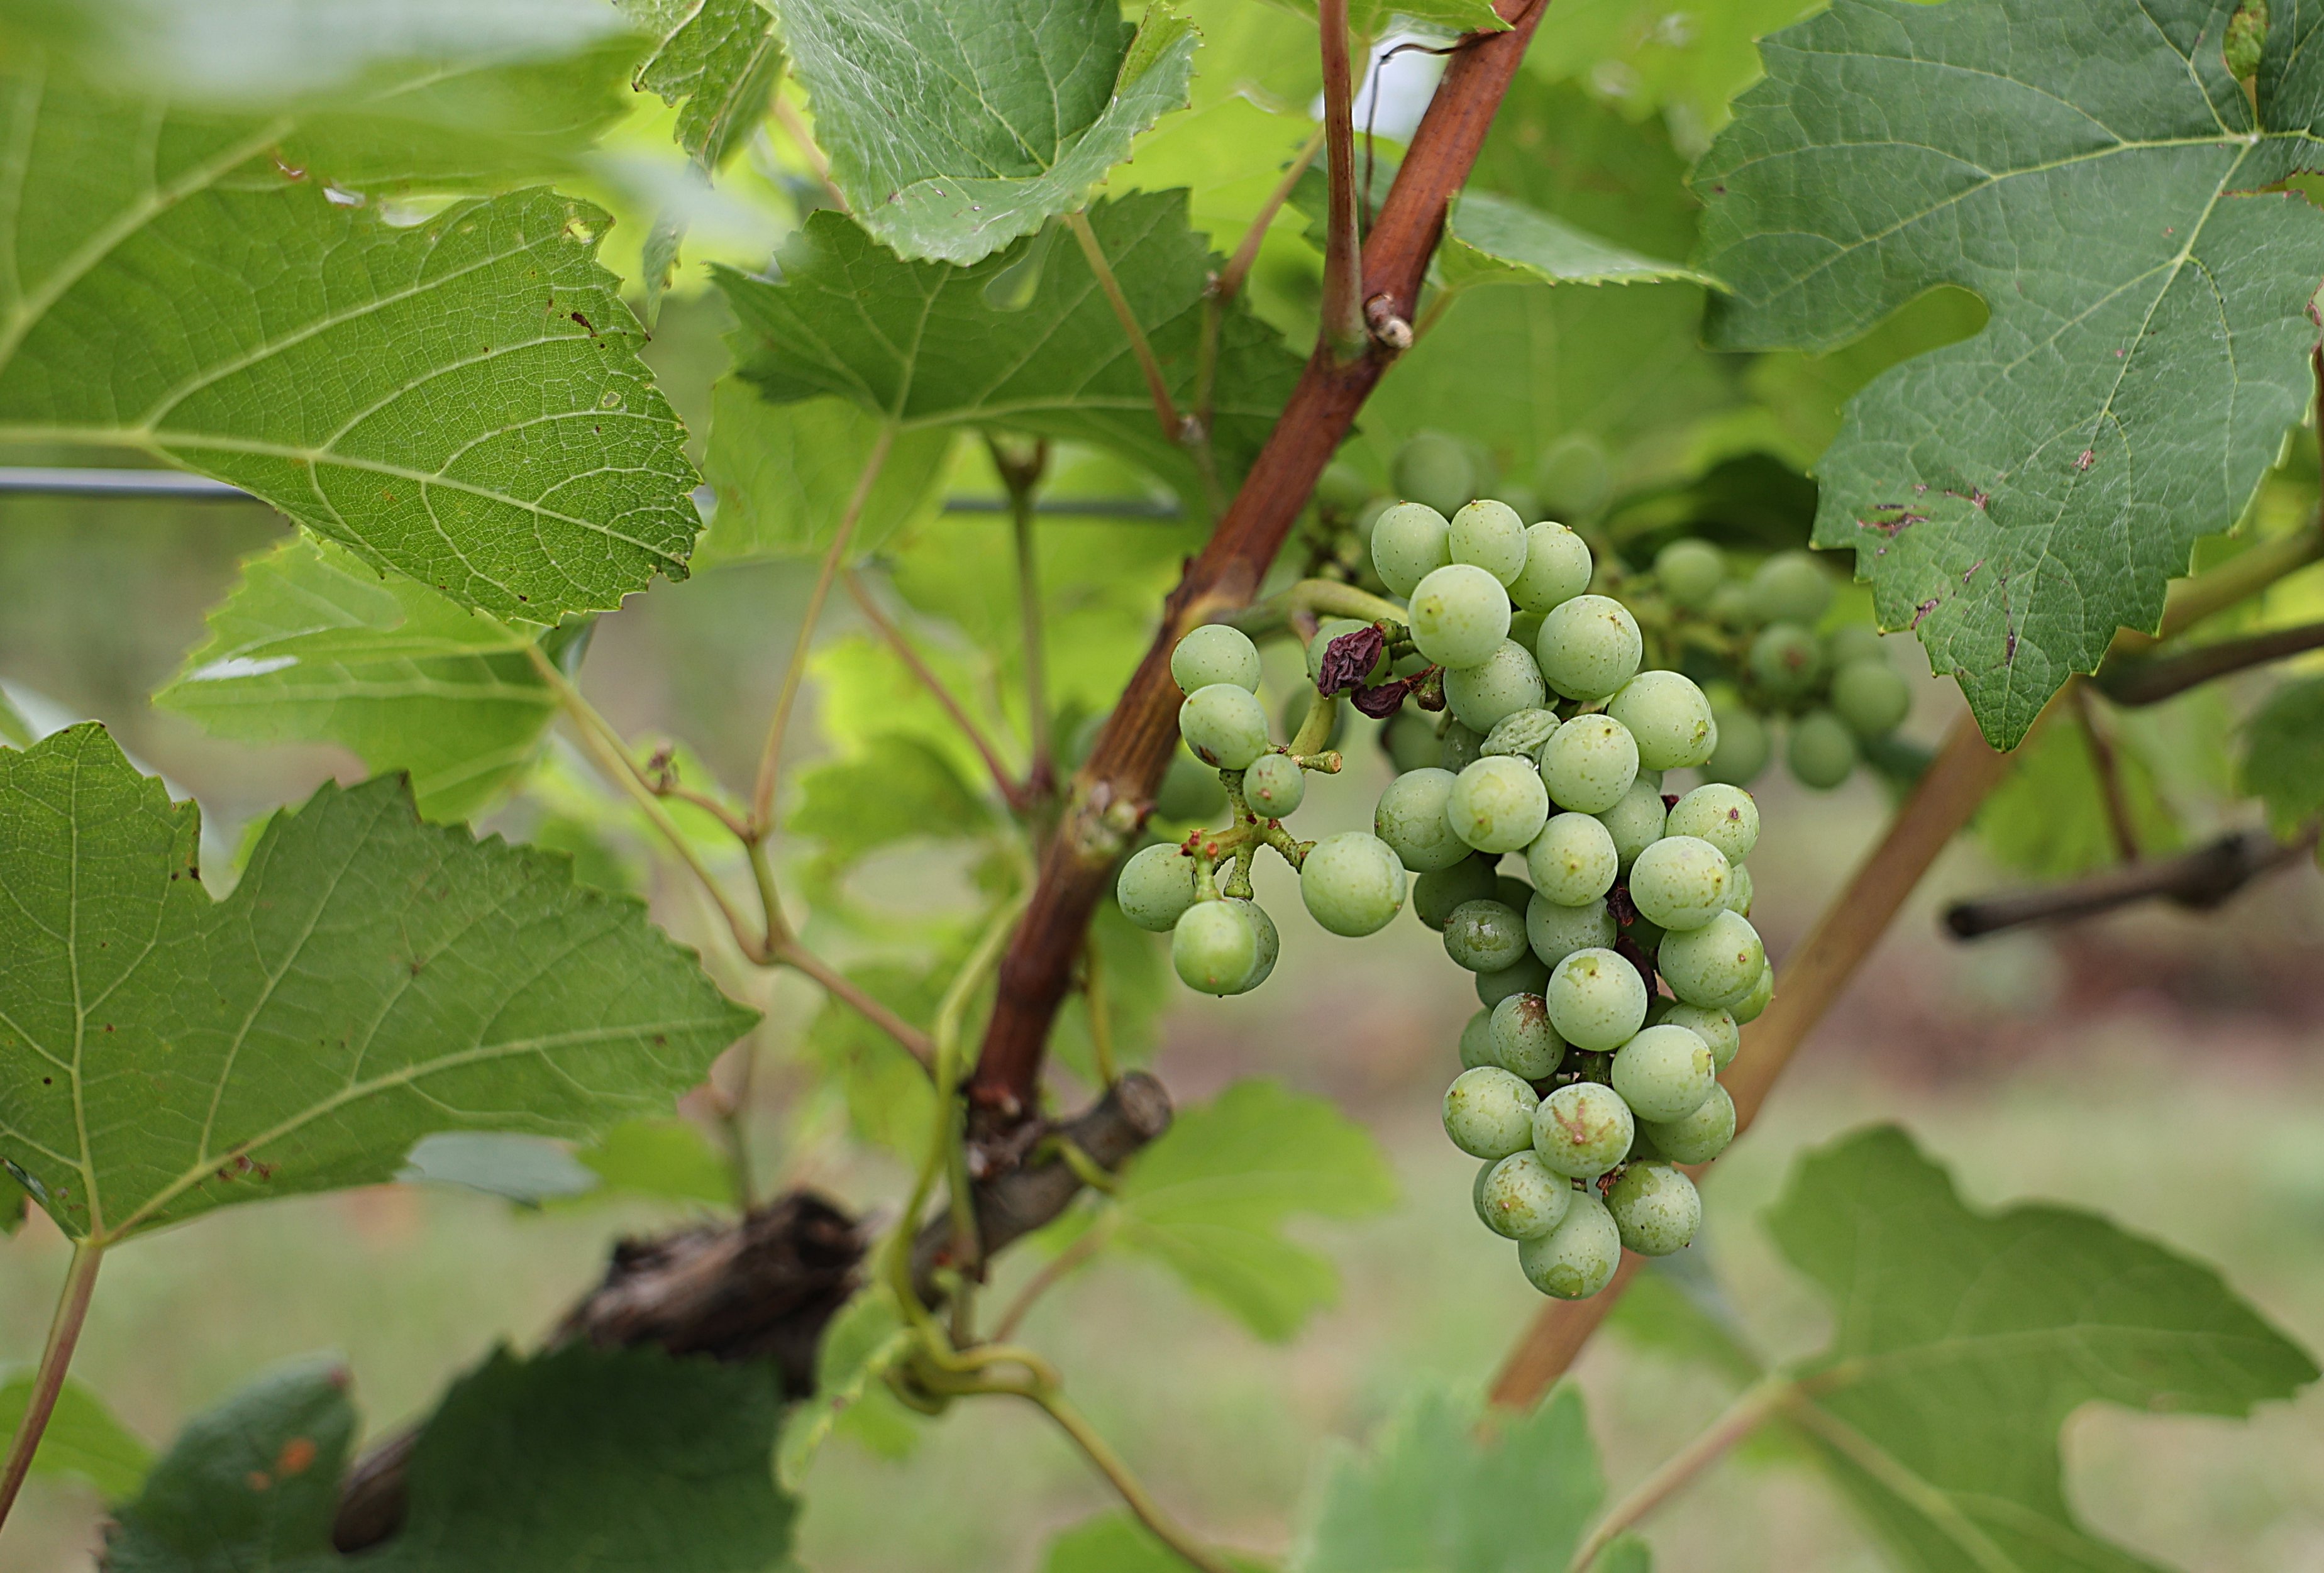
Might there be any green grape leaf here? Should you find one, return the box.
[1607,1252,1767,1388]
[699,384,954,563]
[1295,1384,1603,1573]
[621,0,785,172]
[771,0,1199,265]
[2241,674,2324,833]
[1696,0,2324,748]
[0,43,701,626]
[1768,1125,2318,1573]
[789,734,997,869]
[0,1372,150,1502]
[805,963,941,1159]
[0,725,753,1244]
[778,1289,919,1485]
[153,536,555,822]
[1524,0,1813,140]
[574,1116,736,1205]
[1439,191,1718,292]
[1976,705,2183,878]
[1112,1079,1395,1340]
[717,192,1305,507]
[1044,1511,1276,1573]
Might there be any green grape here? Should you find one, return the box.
[1607,670,1717,771]
[1494,872,1536,910]
[1658,1002,1739,1070]
[1300,831,1408,937]
[1375,767,1470,873]
[1382,709,1440,773]
[1610,1022,1715,1122]
[1409,563,1513,669]
[1525,812,1618,906]
[1664,783,1759,863]
[1525,892,1617,969]
[1707,580,1756,630]
[1641,1083,1735,1164]
[1306,617,1386,685]
[1518,1191,1621,1298]
[1414,855,1499,930]
[1532,1082,1634,1178]
[1234,898,1281,990]
[1830,658,1911,738]
[1315,459,1373,516]
[1116,843,1198,932]
[1447,755,1551,854]
[1444,898,1530,973]
[1605,1162,1702,1256]
[1656,910,1766,1009]
[1475,955,1551,1008]
[1443,639,1547,734]
[1533,433,1613,521]
[1477,1152,1573,1240]
[1627,835,1732,932]
[1536,593,1642,701]
[1786,709,1859,790]
[1488,991,1566,1079]
[1509,607,1546,652]
[1747,621,1825,700]
[1395,432,1477,517]
[1627,911,1666,953]
[1449,499,1529,585]
[1439,719,1485,773]
[1370,500,1451,597]
[1459,1009,1498,1069]
[1700,701,1771,786]
[1594,776,1666,874]
[1508,521,1593,612]
[1171,624,1262,694]
[1746,549,1834,626]
[1481,707,1559,759]
[1179,683,1271,770]
[1442,1066,1539,1159]
[1242,752,1305,818]
[1654,538,1725,609]
[1172,900,1258,995]
[1154,753,1227,822]
[1544,946,1648,1051]
[1824,623,1886,667]
[1731,961,1775,1024]
[1499,483,1544,524]
[1539,712,1639,815]
[1724,862,1754,917]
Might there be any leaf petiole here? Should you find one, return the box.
[0,1240,104,1530]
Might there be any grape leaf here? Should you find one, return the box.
[1294,1384,1603,1573]
[1767,1125,2318,1573]
[789,734,997,869]
[621,0,785,172]
[1976,704,2183,877]
[0,1372,150,1502]
[1043,1511,1276,1573]
[1439,192,1718,292]
[805,963,941,1159]
[2240,674,2324,832]
[0,40,701,626]
[1109,1079,1395,1340]
[1524,0,1813,143]
[1607,1252,1767,1388]
[716,192,1305,507]
[699,384,954,564]
[574,1116,735,1205]
[1696,0,2324,748]
[776,1288,918,1484]
[0,724,753,1244]
[770,0,1199,264]
[153,536,556,822]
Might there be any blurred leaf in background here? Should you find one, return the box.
[2242,676,2324,837]
[0,1373,151,1503]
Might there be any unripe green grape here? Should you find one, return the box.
[1518,1191,1621,1298]
[1481,707,1559,759]
[1442,1066,1539,1159]
[1306,617,1386,685]
[1544,946,1648,1051]
[1243,753,1305,817]
[1628,835,1732,932]
[1414,855,1498,930]
[1478,1151,1573,1240]
[1641,1083,1735,1164]
[1447,755,1551,854]
[1532,1081,1635,1178]
[1508,521,1593,612]
[1459,1009,1497,1069]
[1748,621,1825,700]
[1610,1022,1715,1121]
[1656,910,1766,1009]
[1539,712,1639,815]
[1395,432,1476,517]
[1449,499,1529,585]
[1315,459,1373,517]
[1724,862,1754,917]
[1607,670,1717,771]
[1700,700,1770,785]
[1475,955,1551,1008]
[1606,1162,1702,1256]
[1488,991,1566,1079]
[1439,720,1485,773]
[1732,961,1775,1024]
[1665,783,1759,863]
[1180,683,1271,770]
[1154,753,1227,820]
[1444,898,1530,973]
[1628,911,1666,952]
[1382,709,1439,774]
[1117,843,1198,932]
[1508,608,1545,652]
[1409,563,1513,670]
[1525,892,1617,969]
[1786,709,1859,790]
[1536,593,1642,701]
[1830,658,1911,738]
[1375,767,1469,873]
[1234,898,1281,990]
[1171,624,1261,694]
[1594,776,1667,874]
[1825,622,1886,668]
[1654,538,1725,609]
[1707,580,1756,630]
[1494,872,1535,910]
[1370,500,1451,597]
[1172,900,1258,995]
[1533,432,1613,521]
[1525,812,1618,905]
[1300,831,1407,937]
[1747,549,1834,626]
[1658,1002,1739,1069]
[1444,641,1547,736]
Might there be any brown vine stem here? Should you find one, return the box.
[1317,0,1366,358]
[0,1241,102,1530]
[965,0,1549,1130]
[2096,615,2324,706]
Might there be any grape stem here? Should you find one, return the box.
[988,435,1059,800]
[0,1240,103,1532]
[988,1212,1119,1341]
[770,93,848,214]
[2070,682,2142,863]
[1080,936,1120,1086]
[1564,1377,1790,1572]
[2096,615,2324,706]
[1064,211,1188,444]
[1317,0,1366,358]
[844,568,1032,811]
